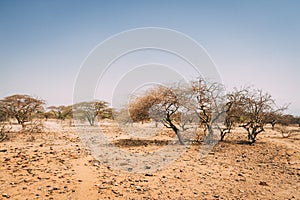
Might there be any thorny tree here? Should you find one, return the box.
[0,102,9,142]
[217,89,248,141]
[0,94,45,128]
[48,105,72,121]
[129,85,186,144]
[190,78,226,140]
[150,86,185,145]
[73,101,109,126]
[129,95,155,123]
[237,88,286,144]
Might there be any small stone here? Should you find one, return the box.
[93,162,99,167]
[259,181,269,186]
[145,173,153,176]
[136,186,142,191]
[2,193,10,198]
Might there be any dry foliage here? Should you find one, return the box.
[0,94,44,128]
[0,123,11,142]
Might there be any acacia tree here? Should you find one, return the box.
[217,88,248,141]
[237,88,286,144]
[73,101,109,126]
[0,102,8,122]
[0,102,9,142]
[0,94,45,128]
[48,105,72,121]
[150,86,185,144]
[189,78,226,139]
[129,95,152,123]
[128,81,226,144]
[128,85,186,144]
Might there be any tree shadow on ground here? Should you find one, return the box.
[220,140,266,145]
[112,138,190,147]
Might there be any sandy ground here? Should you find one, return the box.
[0,120,299,200]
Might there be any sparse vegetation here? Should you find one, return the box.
[127,80,288,144]
[73,101,111,126]
[0,94,45,129]
[0,82,293,145]
[47,105,73,121]
[0,87,298,199]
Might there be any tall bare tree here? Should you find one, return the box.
[190,78,226,138]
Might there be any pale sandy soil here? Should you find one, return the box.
[0,120,299,200]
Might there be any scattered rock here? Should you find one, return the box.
[145,165,151,169]
[259,181,269,186]
[136,186,142,191]
[145,173,153,177]
[2,193,10,198]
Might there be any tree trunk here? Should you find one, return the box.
[21,123,26,129]
[247,130,256,144]
[271,121,276,130]
[168,120,184,145]
[220,131,226,141]
[174,128,184,145]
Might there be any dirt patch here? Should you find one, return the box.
[0,120,299,199]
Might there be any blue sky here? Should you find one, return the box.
[0,0,299,115]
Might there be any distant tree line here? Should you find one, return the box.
[0,82,299,144]
[0,94,113,137]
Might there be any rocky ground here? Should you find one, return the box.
[0,120,299,200]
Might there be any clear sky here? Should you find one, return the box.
[0,0,299,115]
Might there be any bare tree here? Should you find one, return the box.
[217,89,248,141]
[128,85,185,144]
[264,111,283,129]
[236,88,287,144]
[151,86,185,144]
[277,114,300,127]
[190,78,226,139]
[0,94,45,128]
